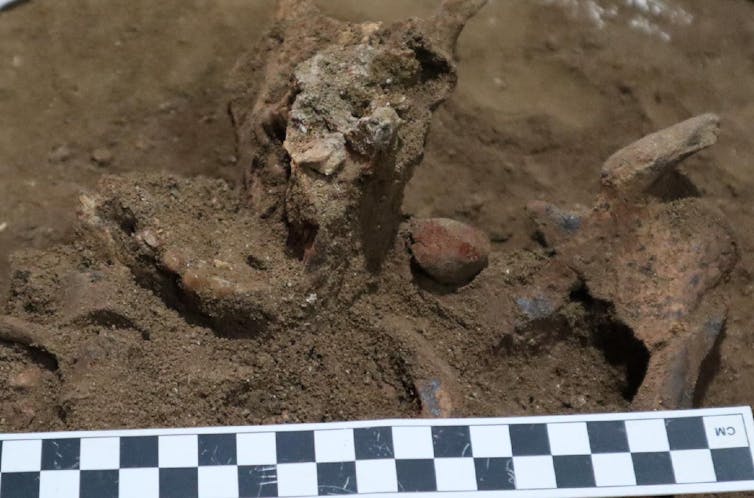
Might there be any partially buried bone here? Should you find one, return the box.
[526,114,737,409]
[231,0,488,277]
[66,0,488,338]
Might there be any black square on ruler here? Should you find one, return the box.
[239,465,278,497]
[587,421,629,453]
[474,457,515,491]
[632,452,675,485]
[120,436,159,468]
[317,462,358,495]
[665,417,708,450]
[0,472,40,498]
[0,440,3,468]
[395,459,437,492]
[198,433,237,466]
[432,426,472,458]
[354,427,394,460]
[276,431,315,463]
[509,424,550,456]
[41,438,80,470]
[553,455,596,488]
[160,468,198,498]
[80,470,119,498]
[711,448,754,481]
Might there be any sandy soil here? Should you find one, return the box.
[0,1,753,494]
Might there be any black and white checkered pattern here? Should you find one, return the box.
[1,407,753,497]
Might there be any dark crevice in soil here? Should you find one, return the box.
[646,169,701,202]
[113,204,138,236]
[569,283,650,401]
[411,44,451,84]
[286,220,319,261]
[70,310,149,340]
[0,339,59,373]
[246,254,269,271]
[391,350,422,413]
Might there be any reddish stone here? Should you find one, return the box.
[409,218,490,285]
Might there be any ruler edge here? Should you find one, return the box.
[0,405,751,440]
[0,406,752,497]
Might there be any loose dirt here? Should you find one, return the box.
[0,3,753,497]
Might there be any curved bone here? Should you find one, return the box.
[431,0,489,54]
[0,315,58,356]
[633,307,726,410]
[520,114,737,410]
[601,113,720,200]
[381,315,462,418]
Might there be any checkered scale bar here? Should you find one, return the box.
[1,407,753,498]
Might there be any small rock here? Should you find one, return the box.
[515,296,557,320]
[409,217,490,285]
[13,401,37,426]
[570,394,587,408]
[255,352,274,369]
[286,133,346,176]
[348,106,401,155]
[48,144,73,163]
[9,366,43,390]
[91,147,114,166]
[416,378,453,418]
[137,229,161,249]
[212,259,233,270]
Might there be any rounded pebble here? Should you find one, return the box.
[409,217,490,285]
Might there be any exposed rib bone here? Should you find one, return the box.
[601,113,720,200]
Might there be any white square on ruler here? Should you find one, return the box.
[39,470,79,498]
[392,426,434,459]
[547,422,591,455]
[277,462,318,497]
[671,449,716,484]
[592,453,636,487]
[0,439,42,472]
[626,419,669,452]
[469,425,512,458]
[703,415,749,449]
[356,460,398,493]
[158,434,198,468]
[315,429,355,462]
[198,465,239,498]
[512,456,556,489]
[119,468,160,498]
[434,457,477,491]
[80,437,120,470]
[237,432,277,465]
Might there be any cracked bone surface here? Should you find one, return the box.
[526,114,737,409]
[230,0,487,277]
